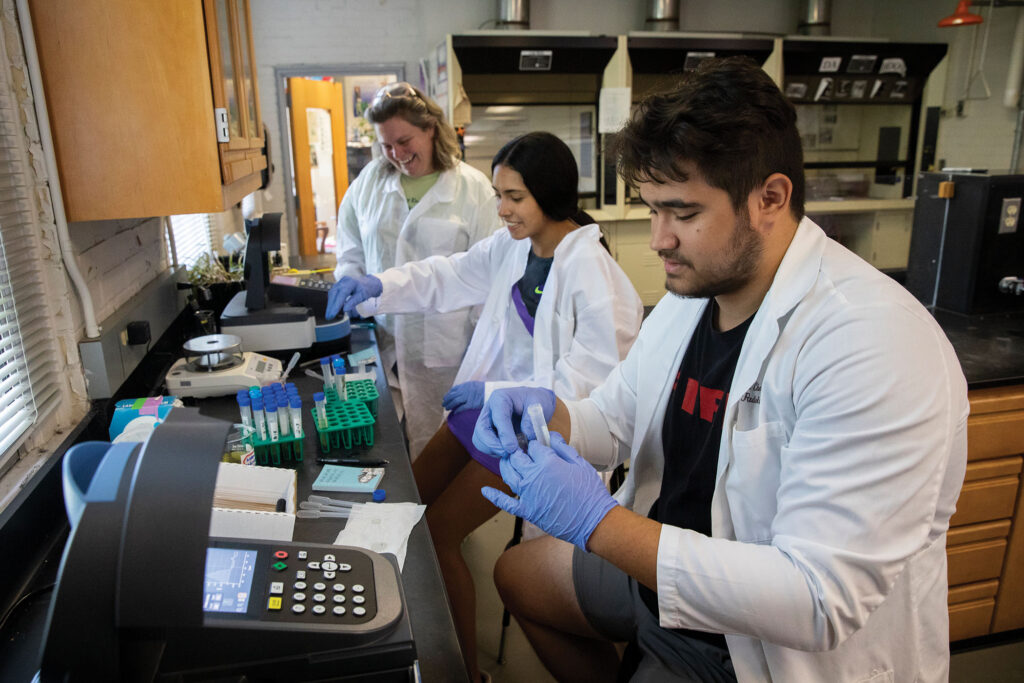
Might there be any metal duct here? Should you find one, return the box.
[645,0,680,32]
[798,0,832,36]
[497,0,529,29]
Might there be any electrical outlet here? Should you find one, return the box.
[999,197,1021,235]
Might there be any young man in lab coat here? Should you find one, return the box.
[473,58,969,682]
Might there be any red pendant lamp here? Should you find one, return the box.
[938,0,985,27]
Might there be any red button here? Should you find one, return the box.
[274,550,288,559]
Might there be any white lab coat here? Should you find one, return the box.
[567,218,969,682]
[360,224,643,408]
[334,157,501,458]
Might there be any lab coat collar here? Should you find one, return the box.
[757,217,825,324]
[552,223,601,257]
[713,217,826,532]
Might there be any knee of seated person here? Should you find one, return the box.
[493,544,531,610]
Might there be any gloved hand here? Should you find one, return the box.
[472,386,556,456]
[481,433,617,551]
[326,274,383,320]
[442,381,485,413]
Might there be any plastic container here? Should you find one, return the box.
[312,387,375,453]
[343,379,379,417]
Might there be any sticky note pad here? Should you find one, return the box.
[312,465,384,493]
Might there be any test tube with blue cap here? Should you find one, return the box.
[314,391,328,429]
[251,396,268,441]
[289,395,303,437]
[277,396,291,437]
[333,358,347,400]
[265,403,279,442]
[319,357,332,385]
[236,391,253,437]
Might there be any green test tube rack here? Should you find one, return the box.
[340,378,379,416]
[312,385,376,453]
[249,429,304,467]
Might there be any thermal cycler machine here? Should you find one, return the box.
[35,409,415,682]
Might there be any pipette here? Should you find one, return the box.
[300,498,355,510]
[296,509,349,519]
[526,403,551,447]
[308,494,355,507]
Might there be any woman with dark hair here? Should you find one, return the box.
[327,131,643,683]
[333,82,501,460]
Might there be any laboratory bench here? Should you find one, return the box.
[0,323,468,682]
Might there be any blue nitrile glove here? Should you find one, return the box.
[326,274,383,320]
[472,386,557,456]
[481,433,617,551]
[442,381,485,414]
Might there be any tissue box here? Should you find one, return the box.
[209,462,296,542]
[109,396,179,440]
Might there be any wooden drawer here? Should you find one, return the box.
[950,598,995,641]
[947,539,1007,585]
[950,476,1019,527]
[948,520,1011,546]
[949,579,999,605]
[967,413,1024,462]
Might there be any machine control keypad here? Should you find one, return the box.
[263,547,378,624]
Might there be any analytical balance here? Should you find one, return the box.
[164,334,282,398]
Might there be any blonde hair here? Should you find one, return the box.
[366,83,460,172]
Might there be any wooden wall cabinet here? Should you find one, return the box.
[948,385,1024,641]
[29,0,266,222]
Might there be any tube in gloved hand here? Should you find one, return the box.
[527,403,550,447]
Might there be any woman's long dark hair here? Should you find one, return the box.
[492,132,580,222]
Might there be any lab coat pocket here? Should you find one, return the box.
[417,217,468,257]
[855,669,894,683]
[423,309,472,368]
[726,421,787,543]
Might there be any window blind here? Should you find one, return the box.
[168,213,214,267]
[0,69,63,459]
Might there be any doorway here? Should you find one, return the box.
[276,65,405,262]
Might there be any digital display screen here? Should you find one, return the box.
[203,547,257,613]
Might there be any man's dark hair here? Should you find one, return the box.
[612,56,805,219]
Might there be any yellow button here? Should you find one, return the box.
[268,597,282,610]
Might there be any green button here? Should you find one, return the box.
[272,561,288,571]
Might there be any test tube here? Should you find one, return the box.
[251,396,268,442]
[277,396,291,437]
[236,392,253,435]
[265,403,280,442]
[319,357,332,386]
[314,391,328,429]
[526,403,551,447]
[333,358,347,400]
[290,396,303,437]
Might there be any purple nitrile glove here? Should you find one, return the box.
[472,386,556,456]
[442,381,485,413]
[326,274,382,320]
[480,433,617,551]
